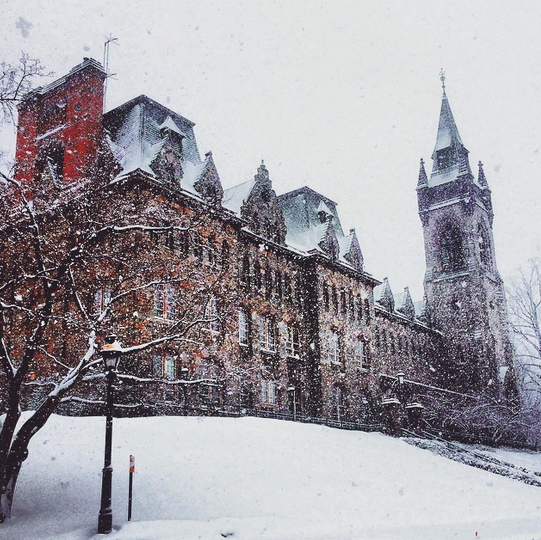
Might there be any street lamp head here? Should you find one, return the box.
[101,334,122,372]
[287,385,295,392]
[396,372,405,385]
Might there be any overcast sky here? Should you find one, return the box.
[2,0,541,300]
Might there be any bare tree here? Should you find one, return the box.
[0,149,233,521]
[507,258,541,411]
[0,53,52,125]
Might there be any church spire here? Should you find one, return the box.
[432,73,464,160]
[417,157,428,188]
[430,71,472,180]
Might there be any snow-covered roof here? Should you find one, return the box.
[222,179,257,214]
[104,95,204,196]
[338,232,354,257]
[158,115,189,138]
[278,187,345,251]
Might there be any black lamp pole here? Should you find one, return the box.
[98,334,122,535]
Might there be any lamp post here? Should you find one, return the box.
[98,334,122,535]
[287,385,297,421]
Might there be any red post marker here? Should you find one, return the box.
[128,455,135,521]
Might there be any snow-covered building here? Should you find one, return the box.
[5,58,517,428]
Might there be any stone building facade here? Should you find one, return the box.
[4,58,517,426]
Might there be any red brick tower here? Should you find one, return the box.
[15,58,106,195]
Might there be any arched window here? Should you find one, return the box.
[36,140,65,187]
[477,223,491,267]
[440,221,466,272]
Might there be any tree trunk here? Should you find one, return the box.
[0,464,22,523]
[0,393,60,524]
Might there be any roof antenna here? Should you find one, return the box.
[103,35,119,112]
[439,68,446,97]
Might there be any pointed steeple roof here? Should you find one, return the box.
[477,160,489,188]
[428,71,473,186]
[417,158,428,189]
[375,277,395,312]
[432,72,464,158]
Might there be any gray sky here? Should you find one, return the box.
[2,0,541,300]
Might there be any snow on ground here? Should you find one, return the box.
[4,413,541,540]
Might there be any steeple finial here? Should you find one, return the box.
[440,68,446,96]
[478,160,488,188]
[256,159,270,181]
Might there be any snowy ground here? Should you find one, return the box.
[4,414,541,540]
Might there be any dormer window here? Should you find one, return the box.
[160,127,184,156]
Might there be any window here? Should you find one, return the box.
[153,355,176,379]
[285,325,300,357]
[254,261,262,290]
[241,253,251,287]
[260,380,276,404]
[36,140,65,187]
[221,241,230,269]
[265,264,273,299]
[478,223,491,266]
[357,296,363,321]
[328,330,341,363]
[389,334,395,355]
[192,231,203,259]
[332,286,338,315]
[203,237,217,267]
[364,299,371,323]
[154,284,177,320]
[276,270,283,299]
[295,274,303,306]
[323,284,329,311]
[164,356,176,379]
[258,315,276,352]
[340,290,347,316]
[94,284,111,313]
[205,296,220,332]
[284,274,292,303]
[238,310,249,345]
[440,222,466,271]
[177,230,189,256]
[353,339,367,368]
